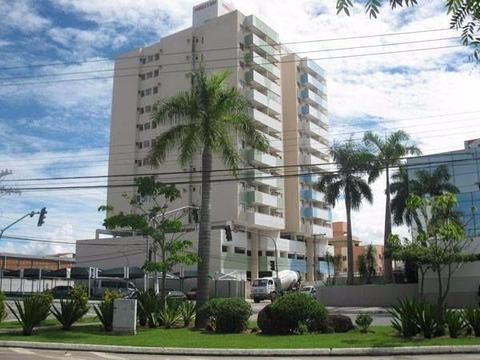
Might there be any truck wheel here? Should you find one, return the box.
[254,298,260,303]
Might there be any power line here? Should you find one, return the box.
[0,28,451,72]
[0,36,458,82]
[0,44,462,87]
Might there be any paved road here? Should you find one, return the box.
[0,348,479,360]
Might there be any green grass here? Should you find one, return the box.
[0,316,98,329]
[0,325,480,348]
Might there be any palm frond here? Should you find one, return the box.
[148,124,192,167]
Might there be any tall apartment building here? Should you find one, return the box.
[104,0,332,281]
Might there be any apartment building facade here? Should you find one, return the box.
[104,0,332,281]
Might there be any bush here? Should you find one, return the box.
[51,286,89,330]
[389,297,420,338]
[463,307,480,337]
[415,302,442,339]
[327,314,354,333]
[136,290,160,328]
[258,292,328,334]
[0,292,6,323]
[180,301,195,327]
[355,314,373,333]
[202,298,251,333]
[445,309,466,338]
[7,292,53,335]
[157,302,181,329]
[94,290,119,332]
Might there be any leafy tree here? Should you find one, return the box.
[317,138,376,284]
[148,69,267,327]
[363,130,420,283]
[325,251,343,285]
[336,0,480,60]
[389,192,475,311]
[358,244,377,284]
[100,177,197,308]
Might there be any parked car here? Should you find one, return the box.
[186,288,197,300]
[164,289,187,301]
[90,278,137,299]
[50,285,73,299]
[300,285,317,298]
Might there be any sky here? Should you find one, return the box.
[0,0,479,255]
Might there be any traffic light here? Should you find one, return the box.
[37,207,47,227]
[269,260,275,271]
[224,225,232,241]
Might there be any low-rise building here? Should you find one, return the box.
[0,252,75,271]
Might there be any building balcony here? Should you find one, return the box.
[244,33,280,62]
[299,73,327,96]
[300,58,326,79]
[241,211,284,230]
[244,15,280,44]
[300,173,320,184]
[250,109,282,134]
[245,69,281,96]
[299,89,328,111]
[245,148,281,168]
[300,119,329,143]
[299,105,328,126]
[301,152,329,171]
[246,89,281,115]
[243,169,282,189]
[301,207,331,220]
[264,133,283,153]
[301,189,325,203]
[245,51,280,80]
[302,223,332,237]
[300,137,328,158]
[243,190,282,209]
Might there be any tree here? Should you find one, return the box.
[358,244,377,284]
[363,130,420,283]
[389,192,475,311]
[336,0,480,60]
[390,165,459,227]
[0,169,20,198]
[325,251,343,285]
[100,177,197,308]
[148,69,267,328]
[317,138,376,285]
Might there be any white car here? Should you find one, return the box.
[300,285,317,298]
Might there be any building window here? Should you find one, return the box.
[144,122,151,130]
[152,122,157,129]
[139,90,145,97]
[288,253,295,259]
[136,142,142,149]
[154,69,159,77]
[139,107,144,114]
[297,254,305,260]
[342,256,347,261]
[147,55,153,62]
[239,43,244,51]
[146,72,153,79]
[143,140,150,148]
[143,158,150,166]
[266,251,274,257]
[145,88,152,96]
[139,74,145,80]
[145,105,151,113]
[258,250,263,257]
[137,124,143,131]
[153,86,158,94]
[222,245,228,253]
[140,57,146,65]
[234,247,246,254]
[154,53,160,60]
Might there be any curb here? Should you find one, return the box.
[1,341,480,356]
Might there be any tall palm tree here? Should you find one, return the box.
[148,69,267,328]
[317,139,376,285]
[363,130,421,283]
[390,164,459,226]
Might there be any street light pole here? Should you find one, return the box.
[0,211,40,240]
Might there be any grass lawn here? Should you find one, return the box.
[0,316,99,329]
[0,325,480,348]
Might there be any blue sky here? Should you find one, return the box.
[0,0,479,255]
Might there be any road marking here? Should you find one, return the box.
[91,352,126,360]
[8,347,37,355]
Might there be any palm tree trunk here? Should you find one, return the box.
[345,192,354,285]
[384,165,393,283]
[194,146,212,329]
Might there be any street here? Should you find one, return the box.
[0,348,479,360]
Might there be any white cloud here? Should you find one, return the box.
[0,1,50,33]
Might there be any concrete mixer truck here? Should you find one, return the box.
[250,270,301,303]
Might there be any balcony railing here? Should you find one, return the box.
[245,148,282,167]
[300,173,320,184]
[300,137,328,157]
[301,189,325,203]
[244,15,280,44]
[302,223,332,237]
[299,73,327,96]
[244,33,280,62]
[243,190,282,209]
[241,211,284,229]
[243,169,282,188]
[299,89,328,111]
[264,133,283,153]
[299,105,328,126]
[300,119,329,142]
[245,51,280,80]
[246,89,282,115]
[250,109,282,133]
[301,207,331,220]
[302,153,330,172]
[300,58,326,78]
[245,69,281,96]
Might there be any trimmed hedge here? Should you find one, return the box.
[258,292,328,334]
[202,298,251,333]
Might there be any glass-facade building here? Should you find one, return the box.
[406,139,480,237]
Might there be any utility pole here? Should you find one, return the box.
[0,208,47,240]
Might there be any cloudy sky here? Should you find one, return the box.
[0,0,479,255]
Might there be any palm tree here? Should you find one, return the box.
[390,164,459,227]
[317,139,376,285]
[148,69,267,328]
[363,130,421,283]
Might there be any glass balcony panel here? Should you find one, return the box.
[245,69,281,96]
[241,211,284,229]
[300,119,329,142]
[299,105,328,126]
[302,223,333,237]
[243,169,282,188]
[244,15,280,44]
[300,173,320,184]
[300,58,326,78]
[247,89,281,115]
[264,133,283,153]
[245,51,280,80]
[299,89,328,111]
[301,207,331,220]
[244,33,280,62]
[250,109,282,133]
[299,73,327,95]
[243,190,282,208]
[300,137,328,157]
[245,148,282,167]
[301,189,325,203]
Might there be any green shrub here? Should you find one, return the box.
[94,290,119,332]
[261,292,328,334]
[355,313,373,333]
[463,307,480,337]
[180,300,196,327]
[202,298,251,333]
[51,286,89,330]
[445,309,466,338]
[136,290,160,328]
[7,292,53,335]
[0,292,6,323]
[157,303,181,329]
[415,302,442,339]
[389,297,420,338]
